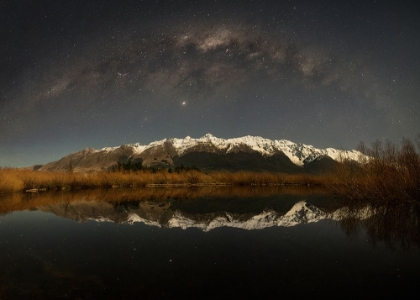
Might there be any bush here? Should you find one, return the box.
[331,135,420,203]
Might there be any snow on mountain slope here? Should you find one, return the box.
[99,143,147,154]
[102,133,364,166]
[38,133,366,172]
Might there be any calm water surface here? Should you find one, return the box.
[0,188,419,299]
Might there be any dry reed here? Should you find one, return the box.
[0,168,327,193]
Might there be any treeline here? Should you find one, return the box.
[110,161,200,173]
[331,135,420,203]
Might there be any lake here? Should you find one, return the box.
[0,187,419,299]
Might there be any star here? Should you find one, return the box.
[0,0,417,167]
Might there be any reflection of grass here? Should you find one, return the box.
[0,168,328,193]
[336,200,420,250]
[0,186,326,215]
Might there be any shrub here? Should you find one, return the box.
[330,136,420,203]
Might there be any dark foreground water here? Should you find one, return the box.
[0,188,419,299]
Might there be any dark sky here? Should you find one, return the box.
[1,0,419,167]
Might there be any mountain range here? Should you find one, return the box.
[37,134,364,173]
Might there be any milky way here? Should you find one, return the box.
[1,0,419,167]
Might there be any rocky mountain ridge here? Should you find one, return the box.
[38,134,365,173]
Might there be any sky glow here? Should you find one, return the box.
[1,0,419,167]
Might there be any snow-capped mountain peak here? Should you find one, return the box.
[38,133,365,173]
[127,134,363,165]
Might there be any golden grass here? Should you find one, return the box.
[0,168,327,193]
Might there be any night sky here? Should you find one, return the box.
[1,0,419,167]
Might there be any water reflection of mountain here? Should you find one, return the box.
[41,199,331,230]
[1,187,419,249]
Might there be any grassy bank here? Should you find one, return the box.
[0,168,327,193]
